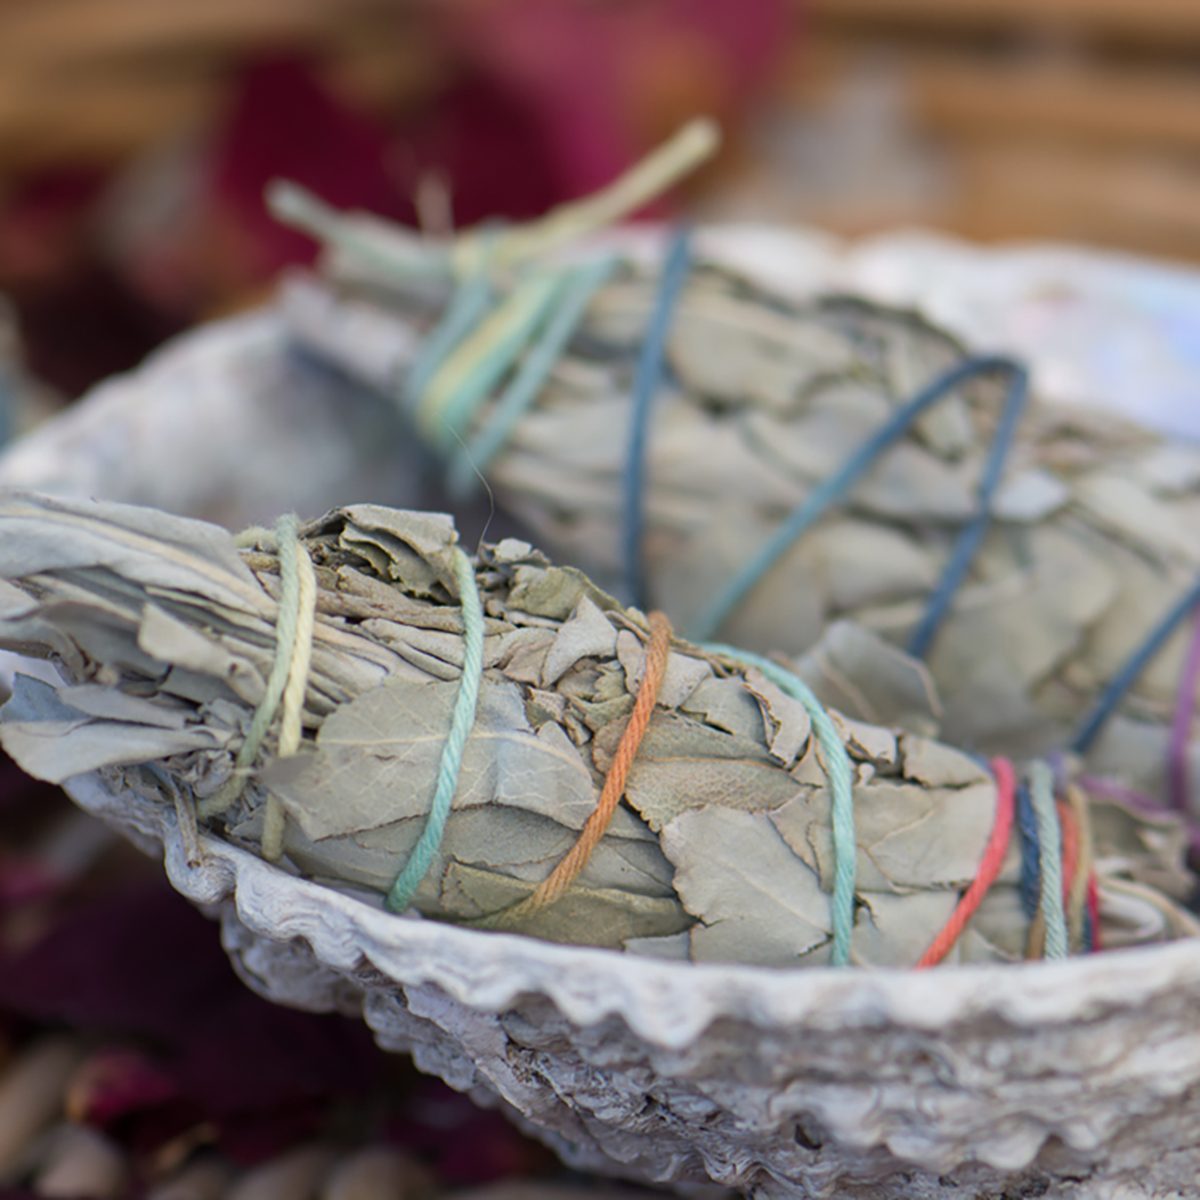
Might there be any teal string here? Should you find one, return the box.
[704,642,857,966]
[402,271,496,415]
[1027,760,1068,960]
[385,547,485,912]
[689,355,1026,644]
[1070,570,1200,754]
[622,226,693,609]
[427,272,568,453]
[448,255,617,497]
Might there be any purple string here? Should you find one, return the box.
[1169,608,1200,818]
[1079,773,1200,858]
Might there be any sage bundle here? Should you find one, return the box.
[0,492,1193,969]
[270,133,1200,813]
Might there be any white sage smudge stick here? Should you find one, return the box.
[273,162,1200,809]
[0,492,1194,969]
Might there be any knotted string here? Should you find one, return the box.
[385,547,485,912]
[199,515,317,862]
[622,226,693,610]
[482,611,673,927]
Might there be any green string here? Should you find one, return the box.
[1028,760,1068,960]
[703,643,858,966]
[385,547,486,912]
[199,513,304,818]
[420,272,567,453]
[447,255,618,497]
[402,271,496,416]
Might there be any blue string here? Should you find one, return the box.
[907,361,1029,658]
[622,226,693,610]
[1015,781,1041,920]
[1070,570,1200,755]
[385,547,485,912]
[448,255,617,497]
[689,354,1028,644]
[702,642,858,966]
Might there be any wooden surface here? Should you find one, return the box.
[0,0,439,173]
[761,0,1200,261]
[806,0,1200,41]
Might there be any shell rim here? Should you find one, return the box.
[63,769,1200,1052]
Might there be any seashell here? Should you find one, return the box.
[3,229,1199,1198]
[60,767,1200,1198]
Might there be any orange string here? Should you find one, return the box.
[1057,799,1079,900]
[1063,788,1093,951]
[506,611,672,919]
[916,756,1016,969]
